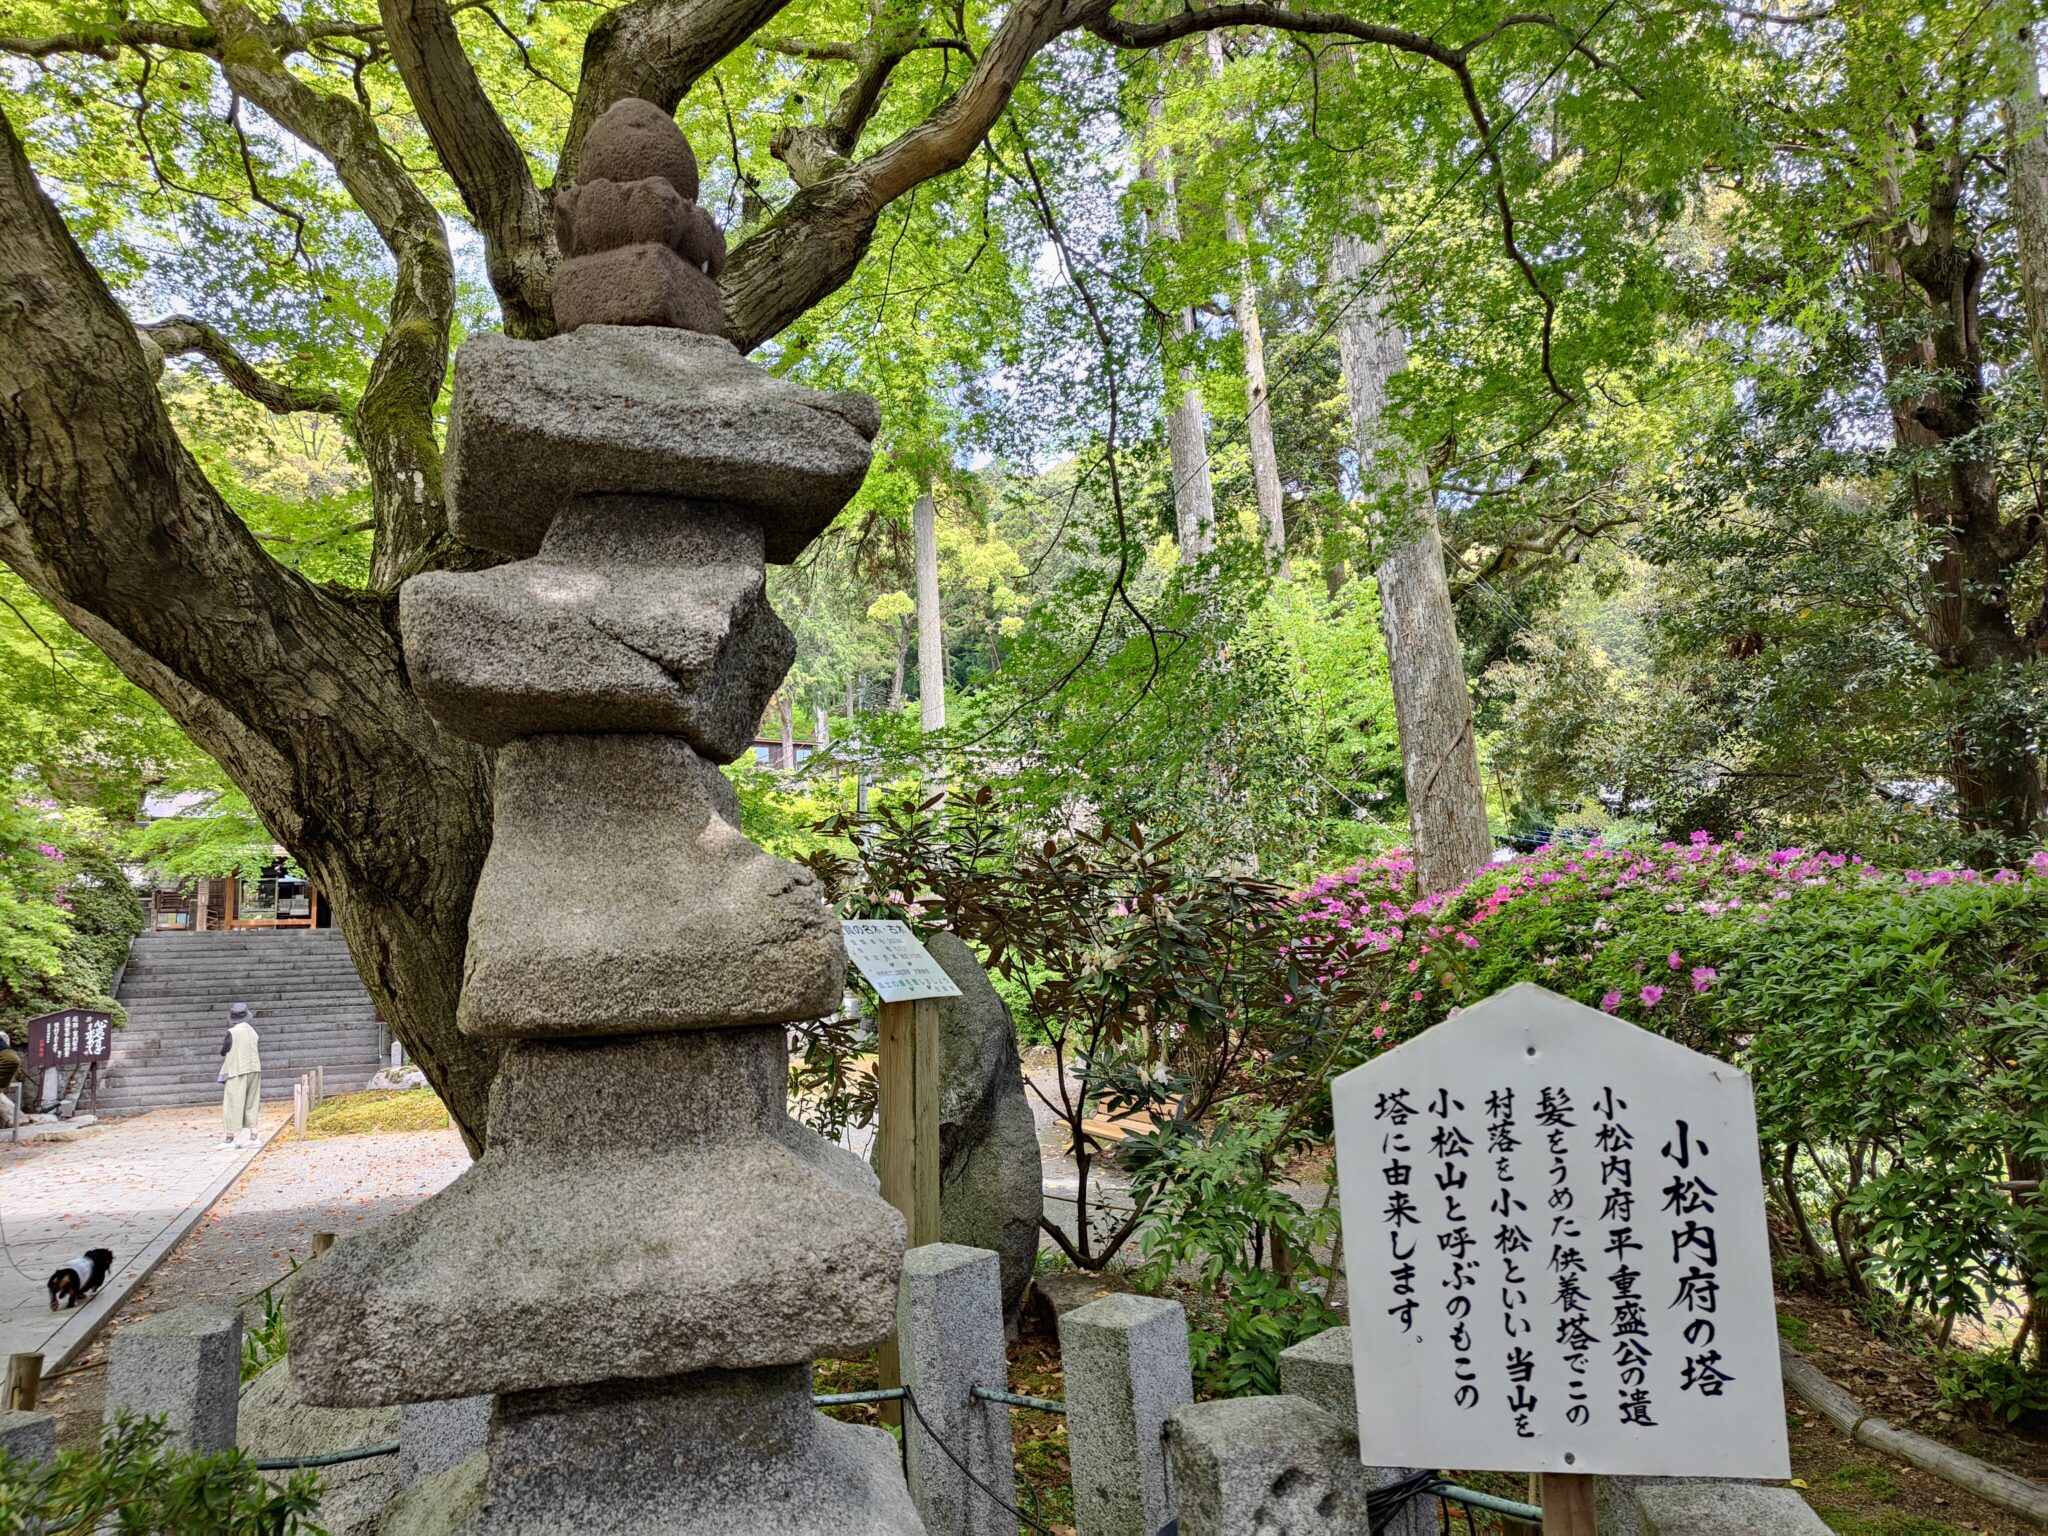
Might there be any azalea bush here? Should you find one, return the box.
[1292,836,2048,1383]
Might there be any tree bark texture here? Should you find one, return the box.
[1206,33,1288,577]
[913,492,946,734]
[2003,22,2048,402]
[1142,94,1217,558]
[1871,151,2045,847]
[1330,228,1495,895]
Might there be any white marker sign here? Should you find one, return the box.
[1331,982,1789,1479]
[840,920,964,1003]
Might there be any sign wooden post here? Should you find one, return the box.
[841,920,962,1420]
[873,996,943,1247]
[1332,983,1790,1525]
[5,1352,43,1412]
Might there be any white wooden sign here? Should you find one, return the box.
[1331,982,1789,1478]
[840,920,963,1003]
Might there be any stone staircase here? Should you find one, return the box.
[96,931,386,1114]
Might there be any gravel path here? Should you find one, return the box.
[37,1126,472,1451]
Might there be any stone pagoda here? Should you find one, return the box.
[285,98,922,1534]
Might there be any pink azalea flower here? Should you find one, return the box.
[1691,966,1716,993]
[1667,950,1683,970]
[1600,990,1622,1013]
[1640,985,1666,1008]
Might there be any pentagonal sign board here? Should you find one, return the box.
[1331,981,1790,1478]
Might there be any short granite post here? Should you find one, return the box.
[0,1409,55,1465]
[1629,1481,1828,1533]
[1167,1394,1366,1536]
[1277,1327,1434,1536]
[1060,1294,1192,1536]
[896,1244,1014,1536]
[400,1396,493,1488]
[104,1303,241,1452]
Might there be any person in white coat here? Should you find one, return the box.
[218,1003,262,1148]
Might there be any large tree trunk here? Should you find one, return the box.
[2004,21,2048,400]
[0,110,503,1146]
[1872,159,2045,847]
[1207,34,1288,577]
[1331,228,1494,895]
[1141,95,1217,558]
[913,492,946,734]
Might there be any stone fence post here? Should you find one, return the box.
[1060,1293,1192,1536]
[1277,1327,1434,1536]
[0,1409,55,1465]
[1167,1394,1365,1535]
[896,1243,1016,1535]
[104,1303,241,1452]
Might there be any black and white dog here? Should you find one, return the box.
[46,1248,114,1311]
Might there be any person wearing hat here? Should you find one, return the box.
[217,1003,262,1148]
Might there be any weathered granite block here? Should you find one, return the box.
[442,326,880,561]
[402,500,790,756]
[1167,1395,1367,1536]
[1632,1481,1828,1534]
[897,1244,1014,1536]
[1277,1326,1434,1536]
[457,735,844,1037]
[105,1302,241,1452]
[474,1366,922,1534]
[401,1396,492,1489]
[286,1030,904,1406]
[1276,1327,1355,1431]
[1060,1294,1192,1536]
[0,1409,55,1465]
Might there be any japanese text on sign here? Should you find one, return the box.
[840,921,964,1003]
[23,1008,113,1071]
[1331,983,1788,1479]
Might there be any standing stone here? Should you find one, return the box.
[1278,1327,1434,1536]
[1060,1294,1192,1536]
[0,1409,55,1465]
[1167,1395,1367,1536]
[923,934,1042,1322]
[104,1302,241,1453]
[896,1244,1015,1536]
[285,95,919,1535]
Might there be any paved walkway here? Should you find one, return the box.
[0,1105,291,1373]
[37,1123,472,1450]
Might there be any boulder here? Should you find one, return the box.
[924,933,1044,1322]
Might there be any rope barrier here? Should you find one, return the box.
[900,1385,1058,1535]
[251,1440,400,1471]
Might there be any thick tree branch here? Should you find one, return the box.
[559,0,800,187]
[0,14,393,61]
[139,316,353,416]
[768,0,982,187]
[379,0,557,338]
[723,0,1075,346]
[190,0,466,588]
[0,103,503,1140]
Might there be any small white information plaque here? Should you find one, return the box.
[1331,982,1789,1479]
[841,920,964,1003]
